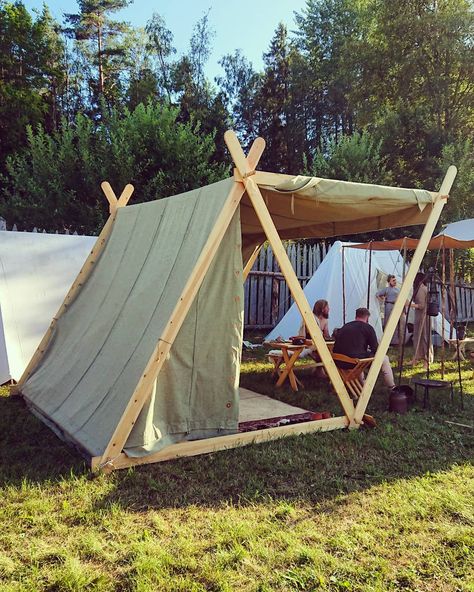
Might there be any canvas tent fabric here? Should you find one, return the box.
[19,166,444,465]
[431,218,474,248]
[240,174,435,255]
[265,241,452,343]
[0,231,96,384]
[22,179,243,458]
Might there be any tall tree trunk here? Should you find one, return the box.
[97,14,104,95]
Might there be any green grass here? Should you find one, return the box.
[0,345,473,591]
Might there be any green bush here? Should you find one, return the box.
[1,102,227,234]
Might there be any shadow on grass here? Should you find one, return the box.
[1,364,472,513]
[99,406,473,512]
[0,393,88,485]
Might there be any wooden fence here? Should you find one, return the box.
[244,242,474,330]
[440,282,474,326]
[244,242,328,329]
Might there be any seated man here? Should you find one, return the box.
[333,307,396,392]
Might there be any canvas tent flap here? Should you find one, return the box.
[0,231,96,384]
[125,208,243,456]
[349,238,420,251]
[22,178,242,458]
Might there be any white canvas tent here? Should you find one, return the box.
[266,241,452,343]
[0,231,96,384]
[13,133,457,471]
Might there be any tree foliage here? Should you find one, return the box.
[1,103,227,232]
[0,0,473,235]
[0,2,65,173]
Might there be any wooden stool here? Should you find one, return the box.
[412,378,457,409]
[267,350,284,377]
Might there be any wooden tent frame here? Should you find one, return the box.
[14,132,457,472]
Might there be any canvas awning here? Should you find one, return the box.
[240,172,436,245]
[347,218,474,251]
[431,218,474,249]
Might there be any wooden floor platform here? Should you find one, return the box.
[239,387,307,423]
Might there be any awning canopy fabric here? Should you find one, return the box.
[431,218,474,249]
[240,172,436,244]
[347,218,474,251]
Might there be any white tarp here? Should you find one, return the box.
[0,231,96,383]
[433,218,474,246]
[265,241,451,343]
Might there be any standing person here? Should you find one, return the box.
[410,272,433,369]
[333,307,396,391]
[376,274,406,345]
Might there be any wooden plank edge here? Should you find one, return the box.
[91,415,349,471]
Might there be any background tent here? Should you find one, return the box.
[349,217,474,251]
[265,241,452,342]
[0,231,95,383]
[431,218,474,249]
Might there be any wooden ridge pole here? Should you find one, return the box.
[225,131,356,424]
[353,165,457,424]
[97,137,266,470]
[13,183,134,394]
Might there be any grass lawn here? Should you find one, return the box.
[0,344,473,591]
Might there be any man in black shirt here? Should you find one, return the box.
[333,307,396,390]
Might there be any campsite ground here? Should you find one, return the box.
[0,345,473,591]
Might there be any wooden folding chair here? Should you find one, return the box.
[331,353,375,400]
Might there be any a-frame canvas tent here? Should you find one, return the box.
[14,133,457,471]
[0,230,96,384]
[265,240,452,343]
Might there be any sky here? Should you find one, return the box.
[23,0,307,81]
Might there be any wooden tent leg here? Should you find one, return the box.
[441,242,446,378]
[353,166,457,424]
[224,131,356,425]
